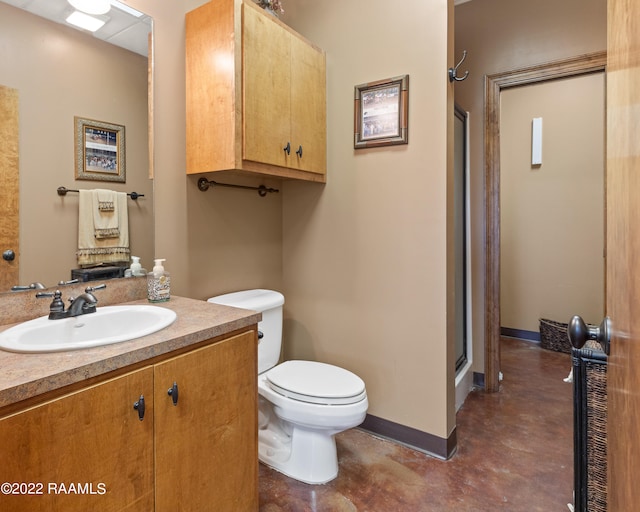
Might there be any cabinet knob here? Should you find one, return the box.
[133,395,146,421]
[296,145,303,158]
[283,142,291,155]
[167,382,179,406]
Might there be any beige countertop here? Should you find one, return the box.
[0,296,260,409]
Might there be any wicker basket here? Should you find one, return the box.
[573,346,608,512]
[539,318,571,353]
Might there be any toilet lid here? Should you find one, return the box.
[266,360,366,405]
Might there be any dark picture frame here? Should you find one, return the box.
[354,74,409,149]
[74,116,125,182]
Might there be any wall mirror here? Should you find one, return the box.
[0,0,154,294]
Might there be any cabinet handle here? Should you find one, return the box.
[296,145,303,158]
[167,382,179,406]
[283,142,291,155]
[133,395,145,421]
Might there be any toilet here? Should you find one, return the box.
[207,289,368,484]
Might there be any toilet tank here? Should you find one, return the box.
[207,289,285,374]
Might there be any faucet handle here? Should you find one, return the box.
[85,283,106,293]
[58,279,79,286]
[36,290,66,317]
[12,282,46,291]
[36,289,62,300]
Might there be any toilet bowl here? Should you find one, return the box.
[207,289,368,484]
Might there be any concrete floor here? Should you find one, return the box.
[259,337,574,511]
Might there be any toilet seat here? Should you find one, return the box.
[266,360,366,406]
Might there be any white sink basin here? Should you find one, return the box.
[0,305,177,353]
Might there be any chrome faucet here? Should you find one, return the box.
[36,284,106,320]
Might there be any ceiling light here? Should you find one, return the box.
[66,11,106,32]
[68,0,111,15]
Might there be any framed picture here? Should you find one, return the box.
[74,117,125,182]
[354,74,409,149]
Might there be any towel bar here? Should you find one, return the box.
[197,177,279,197]
[57,186,144,200]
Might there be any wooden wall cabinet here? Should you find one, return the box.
[0,331,257,512]
[186,0,326,183]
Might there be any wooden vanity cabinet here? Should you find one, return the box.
[186,0,326,182]
[0,367,155,512]
[154,330,258,512]
[0,330,258,512]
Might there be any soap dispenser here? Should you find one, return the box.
[130,256,145,277]
[147,258,170,302]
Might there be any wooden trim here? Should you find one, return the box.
[148,30,154,180]
[473,371,485,389]
[484,52,607,393]
[500,327,540,342]
[360,414,457,460]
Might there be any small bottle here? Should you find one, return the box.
[130,256,142,276]
[147,258,170,302]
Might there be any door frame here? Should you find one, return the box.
[483,52,607,392]
[454,104,471,375]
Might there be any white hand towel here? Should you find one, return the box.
[93,189,119,239]
[77,190,130,266]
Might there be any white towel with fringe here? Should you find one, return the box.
[93,189,120,239]
[77,189,130,266]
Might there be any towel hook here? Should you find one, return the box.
[449,50,469,82]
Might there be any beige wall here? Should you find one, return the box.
[454,0,606,373]
[122,0,454,440]
[281,0,455,439]
[1,0,452,444]
[500,74,605,332]
[0,0,607,449]
[0,3,152,289]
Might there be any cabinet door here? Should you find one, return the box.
[185,0,237,174]
[0,367,154,512]
[154,331,258,512]
[290,34,326,175]
[243,4,291,169]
